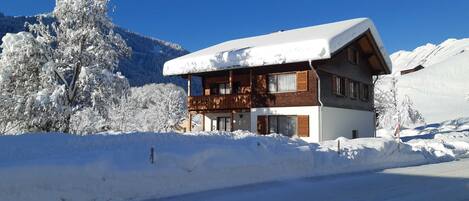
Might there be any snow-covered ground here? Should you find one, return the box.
[1,118,469,201]
[158,158,469,201]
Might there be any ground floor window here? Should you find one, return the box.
[216,117,231,131]
[268,115,297,137]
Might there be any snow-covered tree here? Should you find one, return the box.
[375,76,425,129]
[27,0,131,132]
[0,32,67,133]
[108,83,187,133]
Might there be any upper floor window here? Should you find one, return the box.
[268,73,297,93]
[210,83,232,95]
[218,83,232,95]
[361,84,370,101]
[347,47,360,65]
[333,76,346,96]
[350,81,359,99]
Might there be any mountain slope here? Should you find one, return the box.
[383,38,469,123]
[0,13,191,88]
[390,38,469,74]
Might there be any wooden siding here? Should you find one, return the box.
[252,62,318,108]
[313,40,374,111]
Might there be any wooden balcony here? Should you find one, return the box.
[188,94,251,111]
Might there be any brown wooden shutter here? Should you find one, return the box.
[297,115,309,137]
[347,48,354,63]
[296,71,308,92]
[257,115,268,135]
[256,74,267,93]
[359,83,364,100]
[344,78,349,97]
[332,75,337,95]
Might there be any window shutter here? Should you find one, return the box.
[256,75,267,93]
[297,115,309,137]
[257,115,268,135]
[344,78,350,97]
[355,50,360,65]
[359,83,364,100]
[332,75,337,95]
[347,48,354,63]
[296,71,308,92]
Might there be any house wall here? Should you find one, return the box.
[321,106,375,141]
[314,42,375,111]
[203,112,251,132]
[250,106,320,142]
[251,62,319,108]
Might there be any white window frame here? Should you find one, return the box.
[268,73,297,93]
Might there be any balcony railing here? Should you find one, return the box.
[188,94,251,111]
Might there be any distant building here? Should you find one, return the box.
[164,18,392,142]
[401,65,425,75]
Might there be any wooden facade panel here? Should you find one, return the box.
[297,115,309,137]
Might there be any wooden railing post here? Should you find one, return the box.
[187,74,192,97]
[229,70,233,94]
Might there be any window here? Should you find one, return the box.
[268,115,297,137]
[361,84,370,102]
[334,76,346,96]
[350,81,359,99]
[217,117,231,131]
[352,130,358,139]
[218,83,232,95]
[268,73,297,93]
[347,47,360,65]
[209,83,219,95]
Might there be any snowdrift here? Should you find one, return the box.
[1,118,469,201]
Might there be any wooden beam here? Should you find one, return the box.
[202,113,205,132]
[229,70,233,94]
[230,111,234,132]
[187,74,192,96]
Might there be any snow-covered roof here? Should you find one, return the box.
[163,18,392,76]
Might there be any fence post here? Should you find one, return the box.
[150,146,155,164]
[337,140,341,155]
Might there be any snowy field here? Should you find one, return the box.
[0,118,469,201]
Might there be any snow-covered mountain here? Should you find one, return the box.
[0,13,191,88]
[384,38,469,123]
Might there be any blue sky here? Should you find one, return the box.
[1,0,468,53]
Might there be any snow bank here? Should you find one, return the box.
[163,18,391,76]
[1,118,469,201]
[0,131,315,201]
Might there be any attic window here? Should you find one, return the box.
[347,47,360,65]
[332,75,346,96]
